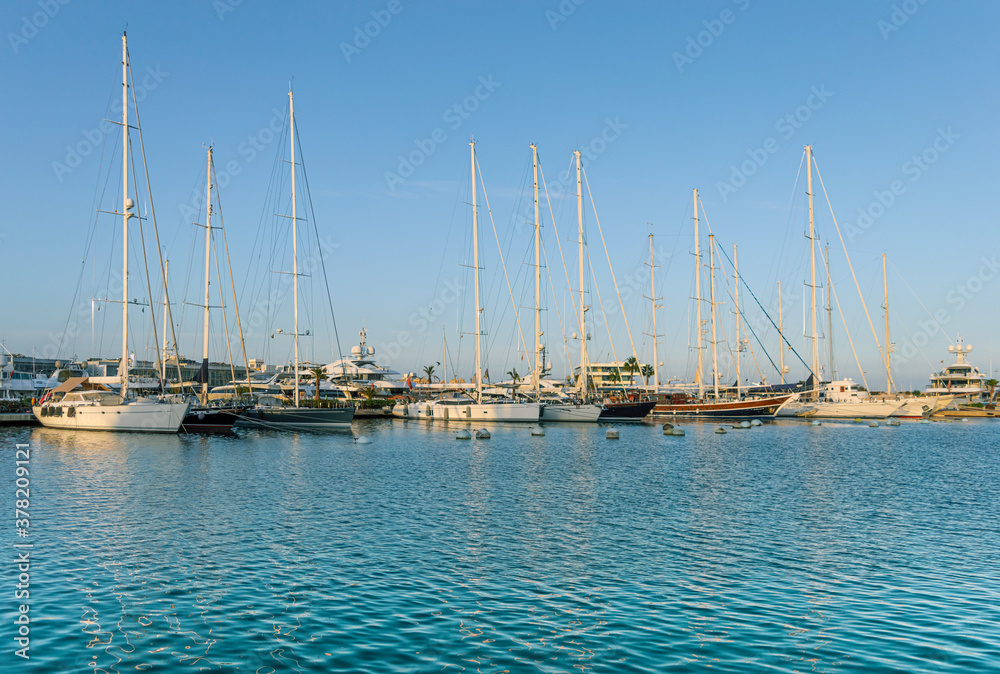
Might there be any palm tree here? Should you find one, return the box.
[307,366,326,401]
[640,364,654,386]
[507,367,521,385]
[986,378,998,403]
[607,369,622,384]
[423,364,437,385]
[624,356,639,385]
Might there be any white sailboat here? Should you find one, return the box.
[33,33,189,433]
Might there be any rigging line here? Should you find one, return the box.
[715,241,816,381]
[127,55,185,386]
[211,155,251,380]
[582,167,639,369]
[813,158,894,392]
[538,158,581,332]
[129,137,163,380]
[586,244,620,376]
[211,222,238,389]
[539,224,572,376]
[295,120,344,364]
[475,153,530,363]
[829,261,869,391]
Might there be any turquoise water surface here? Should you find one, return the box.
[2,419,999,672]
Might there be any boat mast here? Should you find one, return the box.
[648,229,659,390]
[290,89,300,408]
[734,244,741,398]
[442,325,447,386]
[576,150,587,401]
[806,145,819,395]
[162,258,168,384]
[883,252,891,394]
[471,141,482,405]
[532,143,541,397]
[709,233,719,399]
[121,32,131,400]
[778,280,785,385]
[826,243,834,381]
[693,189,704,399]
[201,147,213,405]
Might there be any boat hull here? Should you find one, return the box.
[651,395,791,419]
[798,401,903,419]
[32,400,189,433]
[599,400,655,422]
[540,403,603,422]
[181,407,242,433]
[237,405,355,431]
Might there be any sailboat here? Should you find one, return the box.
[33,33,189,433]
[524,146,602,422]
[437,141,540,423]
[238,89,354,431]
[651,189,791,419]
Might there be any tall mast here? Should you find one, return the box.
[709,234,719,399]
[531,143,541,396]
[693,189,704,398]
[289,89,300,408]
[471,141,482,404]
[806,145,819,394]
[826,243,834,381]
[121,32,131,400]
[201,147,213,405]
[883,252,891,394]
[648,229,659,390]
[442,325,447,386]
[162,258,168,384]
[576,150,587,401]
[778,281,785,385]
[734,244,741,398]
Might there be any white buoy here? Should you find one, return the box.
[606,428,619,439]
[739,420,752,429]
[475,428,491,439]
[811,420,822,426]
[662,422,674,431]
[670,427,685,436]
[456,429,472,440]
[750,419,762,427]
[715,427,727,434]
[354,435,372,444]
[886,419,900,426]
[920,419,931,424]
[531,426,545,436]
[869,421,879,427]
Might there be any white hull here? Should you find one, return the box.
[799,400,903,419]
[32,400,189,433]
[412,400,541,422]
[540,403,602,422]
[890,395,956,418]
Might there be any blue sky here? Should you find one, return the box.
[2,0,998,390]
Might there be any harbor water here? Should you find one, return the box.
[2,419,999,672]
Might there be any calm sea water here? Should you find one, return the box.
[2,418,999,672]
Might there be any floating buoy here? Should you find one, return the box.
[662,422,674,431]
[869,421,879,427]
[456,430,472,440]
[886,419,900,426]
[715,427,727,434]
[854,418,864,423]
[354,435,372,444]
[920,419,931,424]
[750,419,762,427]
[531,426,545,437]
[606,428,619,439]
[739,420,752,429]
[811,420,822,426]
[475,428,491,439]
[670,427,685,436]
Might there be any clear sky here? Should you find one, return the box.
[2,0,998,390]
